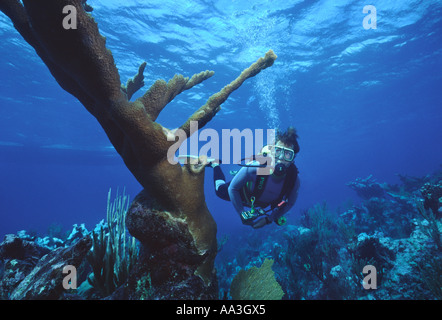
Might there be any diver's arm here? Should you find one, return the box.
[228,166,255,216]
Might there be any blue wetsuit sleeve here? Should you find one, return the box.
[228,166,255,215]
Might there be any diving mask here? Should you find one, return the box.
[273,146,296,162]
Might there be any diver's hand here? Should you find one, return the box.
[240,210,257,225]
[241,209,266,225]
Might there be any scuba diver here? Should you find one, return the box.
[207,127,300,229]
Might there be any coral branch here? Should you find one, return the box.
[180,50,277,136]
[81,0,93,12]
[122,62,147,101]
[137,70,214,121]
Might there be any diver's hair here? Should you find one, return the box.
[276,126,300,153]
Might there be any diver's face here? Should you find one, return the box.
[274,141,295,168]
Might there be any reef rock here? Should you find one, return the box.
[9,236,91,300]
[347,175,386,200]
[65,223,90,247]
[0,234,50,262]
[420,181,442,216]
[0,234,51,299]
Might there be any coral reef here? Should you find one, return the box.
[0,0,276,299]
[345,175,419,239]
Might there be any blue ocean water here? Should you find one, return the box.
[0,0,441,244]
